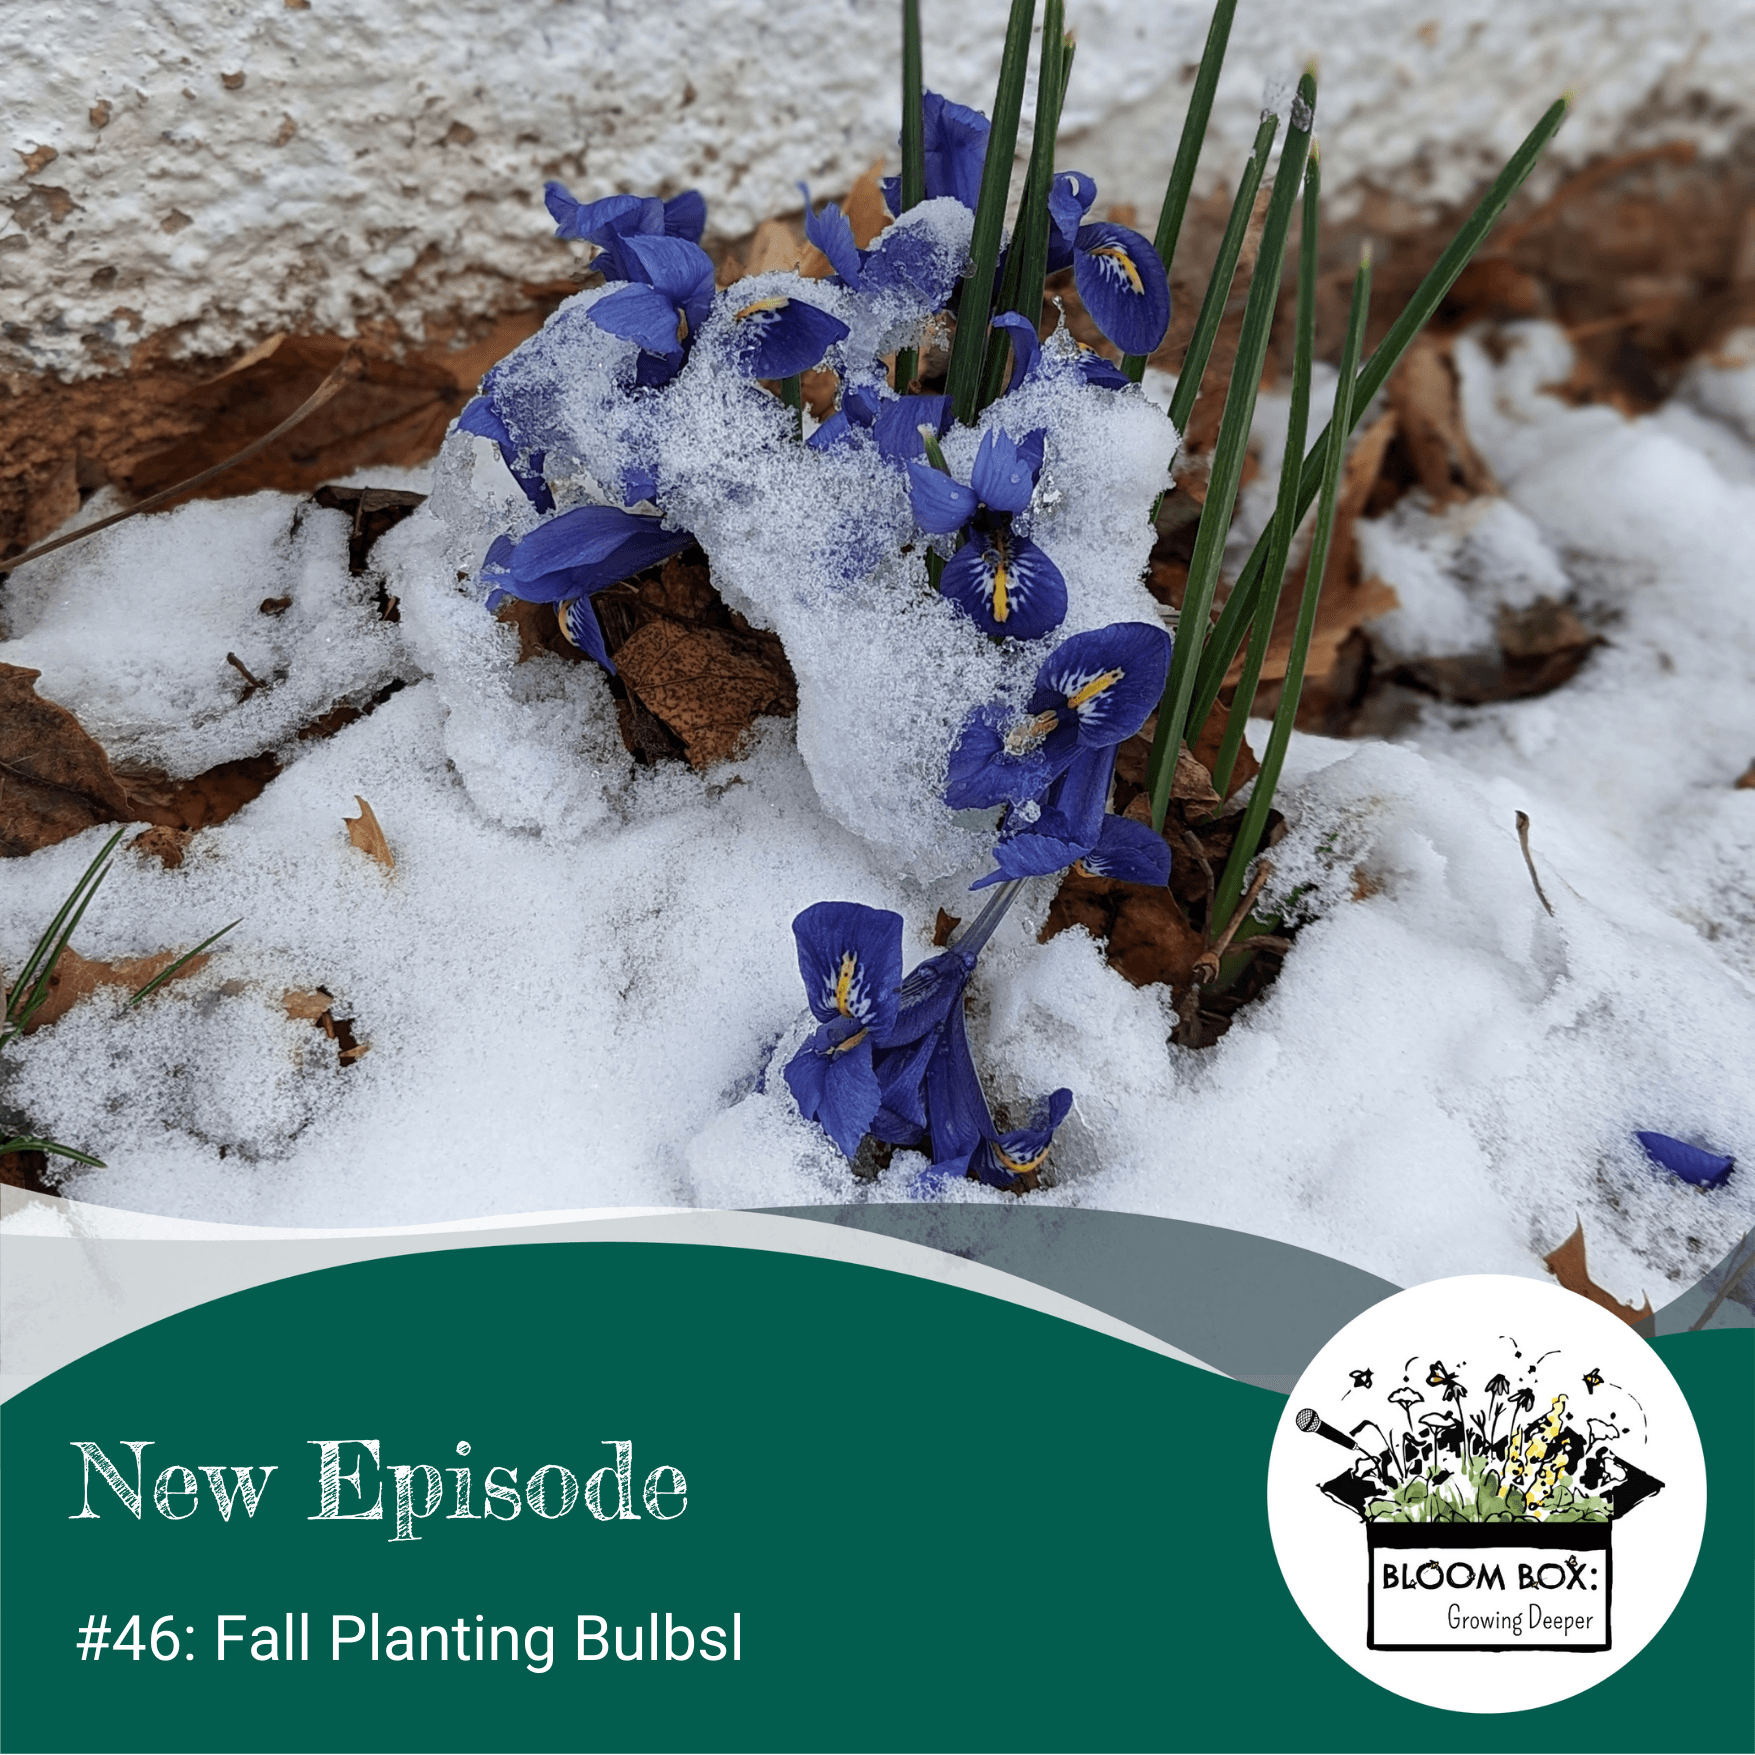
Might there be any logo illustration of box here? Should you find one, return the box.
[1367,1522,1612,1652]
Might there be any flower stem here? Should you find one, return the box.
[1121,0,1239,383]
[949,878,1026,959]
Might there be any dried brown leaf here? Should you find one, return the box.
[18,945,208,1034]
[743,218,803,277]
[1737,759,1755,791]
[843,160,891,249]
[614,620,794,767]
[281,988,333,1021]
[1543,1221,1655,1327]
[0,663,132,856]
[345,796,395,869]
[1386,334,1495,507]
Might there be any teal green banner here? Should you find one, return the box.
[2,1243,1749,1752]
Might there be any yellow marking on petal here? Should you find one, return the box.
[828,1026,869,1056]
[1090,244,1144,295]
[833,950,857,1016]
[991,558,1009,622]
[557,600,579,647]
[995,1140,1053,1175]
[1066,666,1124,709]
[733,295,791,321]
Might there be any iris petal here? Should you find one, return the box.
[1635,1131,1735,1189]
[1073,220,1171,357]
[587,282,687,359]
[990,312,1040,387]
[620,233,716,336]
[1076,814,1171,885]
[662,189,707,243]
[784,1023,882,1159]
[939,531,1066,640]
[791,901,904,1034]
[1045,171,1097,271]
[906,462,979,534]
[1029,622,1172,744]
[944,703,1072,810]
[969,427,1038,515]
[800,184,864,285]
[732,295,851,378]
[556,597,615,673]
[872,393,951,463]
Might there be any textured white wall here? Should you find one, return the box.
[6,0,1753,378]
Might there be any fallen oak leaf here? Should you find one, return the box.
[1543,1220,1655,1328]
[344,796,394,869]
[13,945,212,1034]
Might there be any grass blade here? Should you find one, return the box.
[127,920,243,1009]
[1145,71,1316,831]
[1164,112,1278,437]
[1210,247,1371,927]
[943,0,1039,424]
[893,0,927,392]
[1185,94,1571,735]
[978,4,1070,409]
[0,1135,107,1169]
[1121,0,1239,383]
[1210,146,1321,797]
[3,827,126,1041]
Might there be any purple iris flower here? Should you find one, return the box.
[583,233,717,389]
[881,91,990,215]
[782,902,904,1158]
[908,428,1065,639]
[479,504,693,671]
[990,311,1131,393]
[807,380,953,464]
[724,284,851,379]
[457,391,553,513]
[1635,1131,1735,1189]
[1036,172,1171,359]
[966,1089,1077,1191]
[946,621,1173,890]
[800,186,964,313]
[543,184,707,280]
[1071,814,1173,885]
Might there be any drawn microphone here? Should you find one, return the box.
[1295,1407,1366,1452]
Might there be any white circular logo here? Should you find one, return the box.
[1267,1275,1706,1713]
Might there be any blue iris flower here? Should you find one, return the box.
[1635,1131,1735,1189]
[782,902,904,1158]
[1038,172,1171,359]
[945,621,1173,889]
[881,91,991,215]
[457,390,554,513]
[807,380,953,463]
[800,186,964,314]
[543,184,707,280]
[584,233,717,389]
[908,428,1065,639]
[479,504,693,672]
[990,311,1131,393]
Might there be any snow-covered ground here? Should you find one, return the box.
[3,321,1753,1305]
[8,0,1753,377]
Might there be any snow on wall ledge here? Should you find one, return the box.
[6,0,1753,381]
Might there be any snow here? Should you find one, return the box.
[9,0,1755,378]
[3,320,1754,1310]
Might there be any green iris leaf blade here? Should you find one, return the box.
[1121,0,1240,383]
[944,0,1039,424]
[1210,248,1372,928]
[1145,71,1316,832]
[1184,93,1571,737]
[1209,148,1321,799]
[894,0,926,393]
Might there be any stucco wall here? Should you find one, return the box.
[6,0,1754,379]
